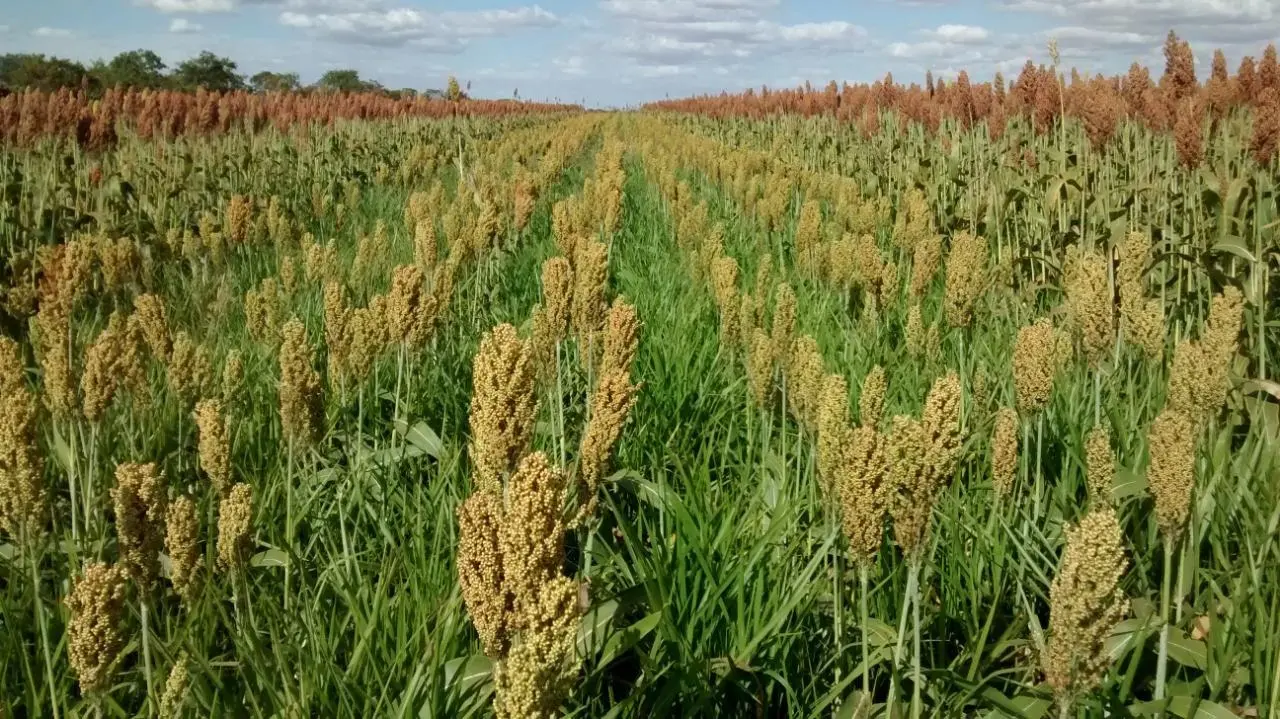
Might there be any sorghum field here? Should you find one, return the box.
[3,33,1280,719]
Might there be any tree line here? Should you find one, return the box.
[0,49,467,100]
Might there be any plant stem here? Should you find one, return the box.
[911,561,923,719]
[860,562,871,700]
[141,598,155,711]
[891,562,918,717]
[1156,536,1174,709]
[29,535,60,719]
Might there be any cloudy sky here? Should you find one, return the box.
[4,0,1280,107]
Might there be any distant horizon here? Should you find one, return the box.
[4,0,1280,109]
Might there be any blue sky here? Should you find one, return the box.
[3,0,1280,107]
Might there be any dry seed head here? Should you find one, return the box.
[195,399,232,497]
[244,277,285,345]
[1063,246,1115,366]
[81,313,126,422]
[65,562,128,695]
[753,255,773,319]
[599,297,640,379]
[304,238,340,284]
[111,462,167,589]
[576,370,639,522]
[492,576,580,719]
[746,327,774,407]
[279,256,299,297]
[160,655,190,719]
[33,303,76,418]
[943,231,989,328]
[816,373,850,499]
[167,332,214,410]
[387,264,427,346]
[1147,408,1196,542]
[1085,425,1114,505]
[216,482,253,573]
[222,350,245,406]
[571,240,608,340]
[501,452,571,621]
[905,304,925,358]
[841,425,889,565]
[540,257,573,346]
[880,261,899,306]
[1123,298,1165,359]
[859,365,886,429]
[886,415,929,557]
[893,188,932,254]
[278,318,323,447]
[414,219,438,271]
[786,335,825,431]
[469,324,537,494]
[794,199,823,277]
[132,293,171,361]
[1117,232,1151,290]
[1013,318,1066,414]
[991,407,1019,499]
[323,281,352,384]
[1044,507,1129,706]
[458,489,509,657]
[909,234,943,298]
[737,292,757,348]
[225,194,253,246]
[1197,286,1244,418]
[165,495,201,603]
[710,255,740,315]
[0,337,46,537]
[770,281,796,368]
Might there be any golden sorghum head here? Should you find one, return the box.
[943,231,989,328]
[770,281,796,367]
[278,318,324,447]
[244,277,285,345]
[754,255,773,318]
[160,655,191,719]
[96,237,140,293]
[991,407,1019,499]
[1085,425,1114,505]
[794,199,823,277]
[304,238,340,285]
[82,313,126,422]
[737,292,757,348]
[112,462,167,589]
[541,257,574,345]
[469,324,537,495]
[415,219,438,272]
[1117,232,1151,291]
[1198,286,1244,417]
[889,373,964,559]
[786,335,825,432]
[222,349,245,406]
[1147,408,1196,542]
[599,297,641,380]
[859,365,886,429]
[0,337,47,537]
[710,256,740,314]
[279,255,299,296]
[1063,245,1115,366]
[165,495,201,603]
[168,332,214,410]
[35,302,76,418]
[501,452,571,620]
[922,372,964,481]
[132,293,171,362]
[880,261,899,307]
[1013,318,1067,414]
[65,562,128,695]
[571,239,609,341]
[746,327,774,407]
[225,194,253,246]
[323,281,352,385]
[387,264,427,346]
[216,482,253,573]
[194,399,232,497]
[909,234,943,298]
[492,575,580,719]
[893,187,932,254]
[816,373,850,499]
[841,424,889,565]
[1043,506,1129,707]
[576,370,639,523]
[514,176,536,233]
[1123,298,1165,359]
[905,304,925,358]
[458,489,509,657]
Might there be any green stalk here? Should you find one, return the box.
[860,562,871,700]
[911,561,923,719]
[29,533,60,719]
[890,562,919,717]
[1155,536,1174,710]
[141,598,155,711]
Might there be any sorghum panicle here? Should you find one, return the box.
[165,495,201,603]
[65,562,128,695]
[216,482,253,573]
[111,462,167,589]
[469,324,537,494]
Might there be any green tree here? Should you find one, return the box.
[97,49,167,89]
[318,69,366,93]
[446,75,463,102]
[0,53,91,92]
[172,51,245,92]
[250,70,301,93]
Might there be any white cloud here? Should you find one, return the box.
[1003,0,1280,44]
[32,27,72,38]
[554,56,587,75]
[138,0,235,11]
[926,24,989,43]
[169,18,203,32]
[280,4,557,48]
[0,25,9,33]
